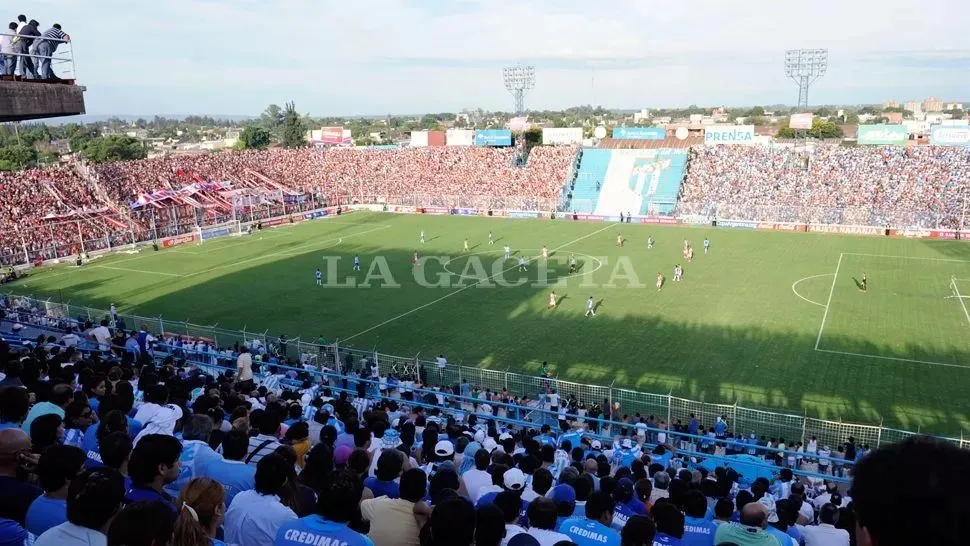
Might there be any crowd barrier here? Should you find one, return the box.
[3,294,968,455]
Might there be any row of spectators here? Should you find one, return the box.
[0,299,967,546]
[679,146,970,228]
[0,14,71,79]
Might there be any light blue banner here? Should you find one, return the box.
[612,127,666,140]
[474,129,512,146]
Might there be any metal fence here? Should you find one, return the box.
[6,293,969,451]
[329,194,562,213]
[674,202,962,230]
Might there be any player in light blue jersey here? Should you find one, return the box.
[489,231,494,245]
[703,237,710,254]
[315,268,322,286]
[353,254,361,271]
[559,491,622,546]
[274,470,373,546]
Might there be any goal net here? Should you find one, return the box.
[198,220,241,243]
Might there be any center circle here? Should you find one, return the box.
[441,248,603,281]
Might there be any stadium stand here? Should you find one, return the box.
[570,148,689,216]
[0,293,968,546]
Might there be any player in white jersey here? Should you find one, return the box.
[568,255,577,274]
[541,245,548,260]
[420,231,425,244]
[648,235,654,249]
[585,296,596,317]
[548,291,557,309]
[616,233,623,247]
[488,231,494,245]
[518,257,528,272]
[504,245,511,260]
[703,238,710,254]
[673,264,682,282]
[463,238,470,252]
[315,268,323,286]
[656,273,664,291]
[353,254,361,271]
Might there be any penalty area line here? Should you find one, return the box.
[951,277,970,326]
[93,265,185,277]
[341,223,616,343]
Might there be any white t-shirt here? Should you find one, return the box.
[548,393,560,408]
[35,522,106,546]
[90,325,111,350]
[462,468,492,502]
[436,357,447,369]
[236,353,253,381]
[133,402,183,444]
[501,525,527,546]
[801,523,850,546]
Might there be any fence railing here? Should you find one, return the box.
[0,31,76,80]
[674,201,964,230]
[3,293,967,452]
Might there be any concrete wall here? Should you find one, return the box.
[0,81,86,122]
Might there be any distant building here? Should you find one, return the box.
[903,101,923,115]
[923,97,943,112]
[883,100,900,109]
[945,102,964,111]
[633,109,650,123]
[887,112,904,124]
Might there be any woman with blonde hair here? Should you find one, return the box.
[173,477,227,546]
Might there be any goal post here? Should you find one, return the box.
[198,220,241,243]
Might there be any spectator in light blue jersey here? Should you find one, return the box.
[680,490,716,546]
[610,478,646,531]
[621,515,657,546]
[651,500,685,545]
[363,449,403,499]
[25,445,85,537]
[124,434,181,512]
[273,469,373,546]
[0,387,29,430]
[558,490,621,546]
[165,414,220,497]
[202,430,256,506]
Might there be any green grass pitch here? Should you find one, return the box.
[8,211,970,435]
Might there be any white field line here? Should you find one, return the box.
[791,273,833,307]
[951,277,970,326]
[94,265,185,277]
[815,253,843,350]
[814,348,970,370]
[182,224,391,279]
[341,223,616,342]
[842,252,970,263]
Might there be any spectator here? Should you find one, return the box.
[496,490,527,546]
[165,414,220,496]
[851,436,970,546]
[225,453,297,546]
[559,490,621,546]
[107,501,177,546]
[95,431,133,486]
[363,449,403,499]
[29,413,64,454]
[420,496,476,546]
[0,428,42,526]
[620,515,656,546]
[25,445,86,536]
[35,23,69,80]
[360,467,427,546]
[247,410,283,466]
[0,387,29,429]
[132,385,183,444]
[680,490,715,545]
[201,430,256,506]
[274,469,370,546]
[801,503,849,546]
[172,477,226,546]
[651,500,684,544]
[524,497,571,545]
[461,448,492,502]
[22,383,72,432]
[125,433,181,511]
[0,22,18,76]
[476,503,507,546]
[34,467,125,546]
[713,502,777,546]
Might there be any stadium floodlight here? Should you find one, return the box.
[785,49,827,110]
[503,65,536,115]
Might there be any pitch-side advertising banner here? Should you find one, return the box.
[612,127,666,140]
[704,126,755,145]
[446,129,475,146]
[541,127,584,145]
[856,125,908,145]
[473,129,512,146]
[929,126,970,146]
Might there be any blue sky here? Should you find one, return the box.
[24,0,970,116]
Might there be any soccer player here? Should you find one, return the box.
[353,254,361,271]
[463,238,470,252]
[656,273,665,291]
[647,235,654,249]
[541,245,549,260]
[420,230,425,244]
[568,254,577,274]
[585,296,596,317]
[548,291,557,309]
[686,246,693,262]
[861,272,867,292]
[616,233,623,247]
[518,257,528,272]
[703,237,710,254]
[673,264,682,282]
[315,268,323,286]
[412,250,420,266]
[504,244,511,260]
[488,231,494,245]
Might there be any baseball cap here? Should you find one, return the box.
[482,438,499,453]
[334,445,353,465]
[503,468,526,491]
[434,440,455,458]
[616,477,634,496]
[590,439,602,450]
[547,484,576,504]
[498,432,513,442]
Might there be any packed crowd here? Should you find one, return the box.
[679,146,970,228]
[0,13,71,79]
[0,146,576,265]
[1,298,967,546]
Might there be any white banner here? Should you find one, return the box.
[541,127,583,145]
[789,113,813,130]
[704,125,755,145]
[446,129,475,146]
[410,131,429,147]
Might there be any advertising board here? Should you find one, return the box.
[637,217,678,225]
[704,126,755,145]
[473,129,512,146]
[161,234,196,248]
[808,224,884,235]
[446,129,475,146]
[856,125,908,145]
[427,131,446,147]
[789,113,814,130]
[612,127,666,140]
[410,131,429,147]
[541,127,584,145]
[929,126,970,146]
[717,220,757,229]
[321,127,344,145]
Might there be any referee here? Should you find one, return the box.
[861,272,867,292]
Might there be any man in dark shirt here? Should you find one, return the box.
[0,429,43,525]
[15,19,40,79]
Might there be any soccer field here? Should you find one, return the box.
[7,211,970,434]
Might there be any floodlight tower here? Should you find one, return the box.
[503,65,535,114]
[784,49,827,110]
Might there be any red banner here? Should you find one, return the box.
[161,234,196,248]
[262,217,290,228]
[930,230,959,239]
[637,217,678,225]
[321,127,344,144]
